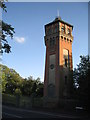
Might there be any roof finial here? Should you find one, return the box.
[54,10,61,21]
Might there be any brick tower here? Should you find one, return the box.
[44,17,73,107]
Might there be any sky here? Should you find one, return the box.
[89,1,90,55]
[2,2,88,81]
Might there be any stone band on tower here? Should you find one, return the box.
[44,17,73,108]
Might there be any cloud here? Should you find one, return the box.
[14,37,25,43]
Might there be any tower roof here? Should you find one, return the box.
[45,17,73,30]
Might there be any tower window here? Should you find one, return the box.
[50,38,55,47]
[67,28,71,35]
[64,37,66,41]
[61,36,63,39]
[64,37,66,40]
[67,38,69,42]
[61,26,65,32]
[65,58,67,67]
[55,26,57,33]
[48,28,52,34]
[70,40,72,43]
[65,26,66,33]
[63,49,69,67]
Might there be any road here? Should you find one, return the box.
[2,105,89,119]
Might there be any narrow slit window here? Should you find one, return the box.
[65,58,67,67]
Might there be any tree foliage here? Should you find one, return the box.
[0,64,22,94]
[0,0,15,53]
[0,64,44,97]
[73,55,90,109]
[0,0,7,12]
[15,88,22,96]
[0,65,7,92]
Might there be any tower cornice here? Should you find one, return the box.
[45,18,73,30]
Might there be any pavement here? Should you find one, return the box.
[2,105,89,119]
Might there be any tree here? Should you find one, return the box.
[20,78,34,96]
[1,64,44,97]
[0,64,23,94]
[0,64,7,92]
[1,72,7,92]
[36,82,44,97]
[0,0,15,53]
[73,55,90,109]
[15,88,22,96]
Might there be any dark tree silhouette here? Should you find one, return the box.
[73,55,90,110]
[0,0,15,53]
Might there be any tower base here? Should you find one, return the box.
[43,97,59,108]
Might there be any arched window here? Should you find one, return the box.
[63,49,69,67]
[67,38,69,42]
[64,37,66,41]
[61,36,63,40]
[67,28,71,35]
[70,39,72,43]
[61,26,65,32]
